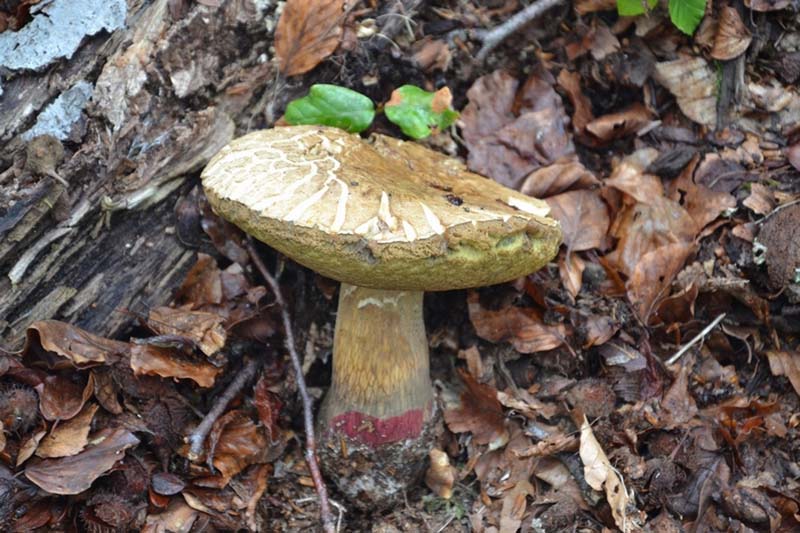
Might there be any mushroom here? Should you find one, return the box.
[201,125,561,507]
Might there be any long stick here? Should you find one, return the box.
[247,240,336,533]
[475,0,566,61]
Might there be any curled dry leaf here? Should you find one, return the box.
[425,448,456,499]
[467,292,567,353]
[579,415,642,532]
[206,411,271,486]
[443,368,509,450]
[743,183,775,215]
[36,403,99,459]
[174,253,223,307]
[520,160,599,198]
[130,344,222,388]
[274,0,346,76]
[605,148,663,204]
[499,480,534,533]
[660,363,699,428]
[25,428,139,495]
[143,499,198,533]
[585,103,653,143]
[654,57,717,127]
[557,70,594,134]
[546,189,609,252]
[147,306,226,357]
[711,6,752,60]
[24,320,128,369]
[559,251,586,299]
[667,156,736,231]
[37,372,94,422]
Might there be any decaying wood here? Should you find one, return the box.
[0,0,288,348]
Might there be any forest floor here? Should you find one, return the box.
[2,0,800,532]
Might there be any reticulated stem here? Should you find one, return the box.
[320,283,433,445]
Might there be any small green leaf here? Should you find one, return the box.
[617,0,657,16]
[668,0,706,35]
[384,86,459,140]
[284,84,375,133]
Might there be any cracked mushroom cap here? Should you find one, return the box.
[201,125,561,291]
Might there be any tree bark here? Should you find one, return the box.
[0,0,287,348]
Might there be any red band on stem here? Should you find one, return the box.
[329,408,426,447]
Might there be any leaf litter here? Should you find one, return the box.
[3,0,800,531]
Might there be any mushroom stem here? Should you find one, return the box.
[317,283,436,506]
[320,283,433,444]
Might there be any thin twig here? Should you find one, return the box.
[247,240,336,533]
[475,0,566,61]
[666,313,726,365]
[186,357,259,461]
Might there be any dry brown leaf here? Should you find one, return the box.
[443,369,509,449]
[585,103,653,143]
[668,156,736,231]
[560,251,586,298]
[605,148,662,203]
[467,292,567,353]
[24,320,128,369]
[130,344,221,388]
[742,183,775,215]
[628,241,695,322]
[142,499,198,533]
[274,0,345,76]
[17,429,46,467]
[37,372,94,422]
[573,0,617,14]
[786,143,800,171]
[520,160,599,198]
[660,363,698,428]
[209,412,270,485]
[499,480,534,533]
[412,37,451,71]
[425,448,456,499]
[746,0,792,12]
[36,403,99,459]
[654,57,717,127]
[557,69,594,133]
[582,314,619,349]
[711,6,752,60]
[607,196,696,277]
[24,427,139,495]
[174,253,223,307]
[148,306,227,357]
[579,415,643,532]
[461,70,574,190]
[765,351,800,398]
[546,189,609,252]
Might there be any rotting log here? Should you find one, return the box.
[0,0,285,348]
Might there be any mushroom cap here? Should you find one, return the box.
[202,126,561,291]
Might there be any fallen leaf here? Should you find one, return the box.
[546,189,609,252]
[274,0,346,76]
[711,6,752,60]
[17,429,46,466]
[36,403,99,458]
[142,499,198,533]
[559,251,586,298]
[151,472,186,496]
[36,372,94,421]
[556,69,594,133]
[667,155,736,231]
[461,70,574,189]
[207,411,271,486]
[654,57,717,127]
[742,183,775,215]
[444,369,509,449]
[628,241,695,322]
[148,306,227,357]
[579,415,643,532]
[660,364,698,428]
[585,103,653,143]
[765,351,800,398]
[25,428,139,495]
[130,344,221,387]
[520,160,600,198]
[468,292,567,353]
[425,448,456,499]
[174,253,223,307]
[24,321,128,369]
[499,480,534,533]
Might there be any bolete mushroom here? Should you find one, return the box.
[201,125,561,506]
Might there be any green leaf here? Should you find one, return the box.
[668,0,706,35]
[284,84,375,133]
[384,86,460,140]
[617,0,657,16]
